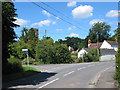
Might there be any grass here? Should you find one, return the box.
[3,66,40,83]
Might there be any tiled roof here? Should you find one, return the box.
[88,42,103,48]
[100,49,116,54]
[83,48,91,52]
[106,40,118,46]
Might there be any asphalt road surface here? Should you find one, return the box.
[3,61,115,89]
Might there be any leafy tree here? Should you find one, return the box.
[8,41,27,59]
[87,22,111,43]
[20,27,28,43]
[64,37,83,51]
[19,28,39,58]
[2,2,19,73]
[83,48,99,62]
[35,38,53,63]
[50,44,73,64]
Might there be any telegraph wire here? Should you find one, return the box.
[41,2,84,28]
[31,2,82,30]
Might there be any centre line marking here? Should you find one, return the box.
[38,78,59,89]
[63,71,75,77]
[77,67,86,71]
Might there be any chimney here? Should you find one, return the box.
[116,39,118,43]
[88,39,91,47]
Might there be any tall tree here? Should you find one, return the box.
[87,22,111,43]
[2,2,19,67]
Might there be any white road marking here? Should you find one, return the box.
[63,71,75,77]
[38,78,59,89]
[77,67,86,71]
[88,65,94,67]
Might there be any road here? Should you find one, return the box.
[3,61,115,89]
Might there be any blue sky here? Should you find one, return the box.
[13,2,118,41]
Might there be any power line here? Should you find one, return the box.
[41,2,83,27]
[31,2,82,30]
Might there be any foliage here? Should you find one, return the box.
[50,44,73,64]
[22,57,36,64]
[3,55,23,74]
[35,38,54,63]
[83,48,99,62]
[55,37,87,51]
[2,3,19,63]
[36,38,73,64]
[2,2,19,74]
[8,40,27,59]
[115,22,120,87]
[87,22,111,43]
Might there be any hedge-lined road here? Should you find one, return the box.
[4,61,115,88]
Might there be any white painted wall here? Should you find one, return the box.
[78,48,87,58]
[100,53,115,61]
[100,40,118,51]
[112,46,118,51]
[100,40,112,49]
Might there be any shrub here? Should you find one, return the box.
[6,56,23,74]
[83,48,99,62]
[78,57,83,63]
[22,57,36,64]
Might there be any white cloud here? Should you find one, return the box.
[42,10,51,17]
[31,20,56,27]
[69,33,79,37]
[89,19,104,26]
[67,1,76,7]
[72,5,93,18]
[52,21,56,24]
[56,29,63,31]
[31,20,51,27]
[68,26,76,30]
[14,17,29,26]
[68,27,72,30]
[106,10,119,17]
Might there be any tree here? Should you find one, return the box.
[2,2,19,69]
[35,38,54,63]
[83,48,99,62]
[64,37,83,51]
[19,28,39,59]
[87,22,111,43]
[50,44,73,64]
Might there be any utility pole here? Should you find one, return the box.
[45,29,46,39]
[97,31,99,60]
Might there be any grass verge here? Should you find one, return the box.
[3,66,40,83]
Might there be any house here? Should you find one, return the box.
[78,48,90,58]
[100,49,116,61]
[69,46,74,51]
[78,39,118,61]
[100,40,118,61]
[78,39,102,58]
[100,40,118,51]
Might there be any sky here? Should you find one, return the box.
[13,2,118,41]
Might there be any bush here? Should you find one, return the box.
[4,56,23,74]
[83,48,99,62]
[78,57,83,63]
[50,44,73,64]
[22,57,36,64]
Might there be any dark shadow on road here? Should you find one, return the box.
[2,72,57,89]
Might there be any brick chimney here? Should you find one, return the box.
[116,39,118,43]
[88,39,91,47]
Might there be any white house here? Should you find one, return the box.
[100,49,116,61]
[78,39,118,61]
[100,40,118,61]
[78,48,90,58]
[100,40,118,51]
